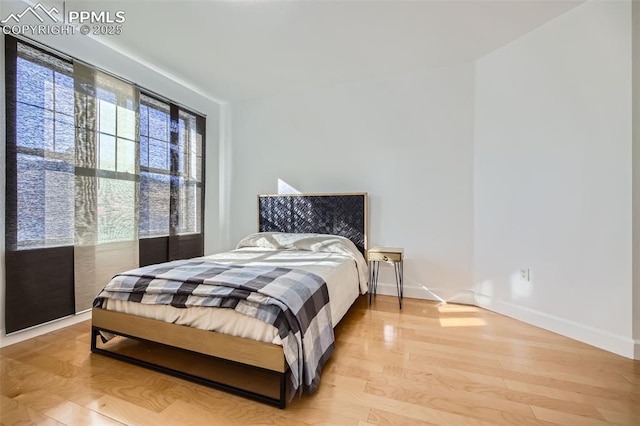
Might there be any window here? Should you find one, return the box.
[139,95,204,240]
[12,42,74,250]
[175,109,203,236]
[140,95,171,237]
[5,36,206,333]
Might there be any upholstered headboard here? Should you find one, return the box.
[258,193,368,255]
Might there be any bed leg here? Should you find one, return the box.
[279,372,286,409]
[90,327,98,352]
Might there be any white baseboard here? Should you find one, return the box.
[373,282,476,305]
[474,293,637,360]
[374,282,637,360]
[0,311,92,348]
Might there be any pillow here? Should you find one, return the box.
[236,232,368,289]
[237,232,359,255]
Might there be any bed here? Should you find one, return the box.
[91,192,368,408]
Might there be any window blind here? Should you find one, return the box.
[140,94,171,238]
[139,94,205,265]
[73,61,141,312]
[4,35,206,332]
[7,40,75,251]
[5,37,76,332]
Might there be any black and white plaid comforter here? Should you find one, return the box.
[93,259,335,397]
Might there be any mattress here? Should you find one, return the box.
[104,245,364,345]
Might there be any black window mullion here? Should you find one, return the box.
[168,104,180,260]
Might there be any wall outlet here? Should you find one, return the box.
[520,268,530,282]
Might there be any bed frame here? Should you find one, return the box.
[91,192,368,408]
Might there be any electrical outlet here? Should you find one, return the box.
[520,268,530,282]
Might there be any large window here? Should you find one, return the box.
[12,42,74,250]
[5,36,206,333]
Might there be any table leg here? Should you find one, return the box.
[369,260,379,304]
[394,260,403,309]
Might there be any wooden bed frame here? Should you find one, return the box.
[91,192,368,408]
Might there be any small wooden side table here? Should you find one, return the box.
[367,246,404,309]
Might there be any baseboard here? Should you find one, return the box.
[474,293,636,359]
[374,282,637,359]
[373,282,476,305]
[0,311,92,348]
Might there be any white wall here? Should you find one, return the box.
[230,65,475,302]
[0,2,222,346]
[474,0,634,357]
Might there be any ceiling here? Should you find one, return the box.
[73,0,581,103]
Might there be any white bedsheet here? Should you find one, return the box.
[104,247,364,345]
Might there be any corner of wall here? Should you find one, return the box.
[217,103,234,252]
[632,0,640,360]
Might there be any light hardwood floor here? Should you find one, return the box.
[1,296,639,425]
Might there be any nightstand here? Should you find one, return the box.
[367,246,404,309]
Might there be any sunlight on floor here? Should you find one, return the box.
[438,317,487,327]
[437,304,479,313]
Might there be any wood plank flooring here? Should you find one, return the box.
[1,296,639,425]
